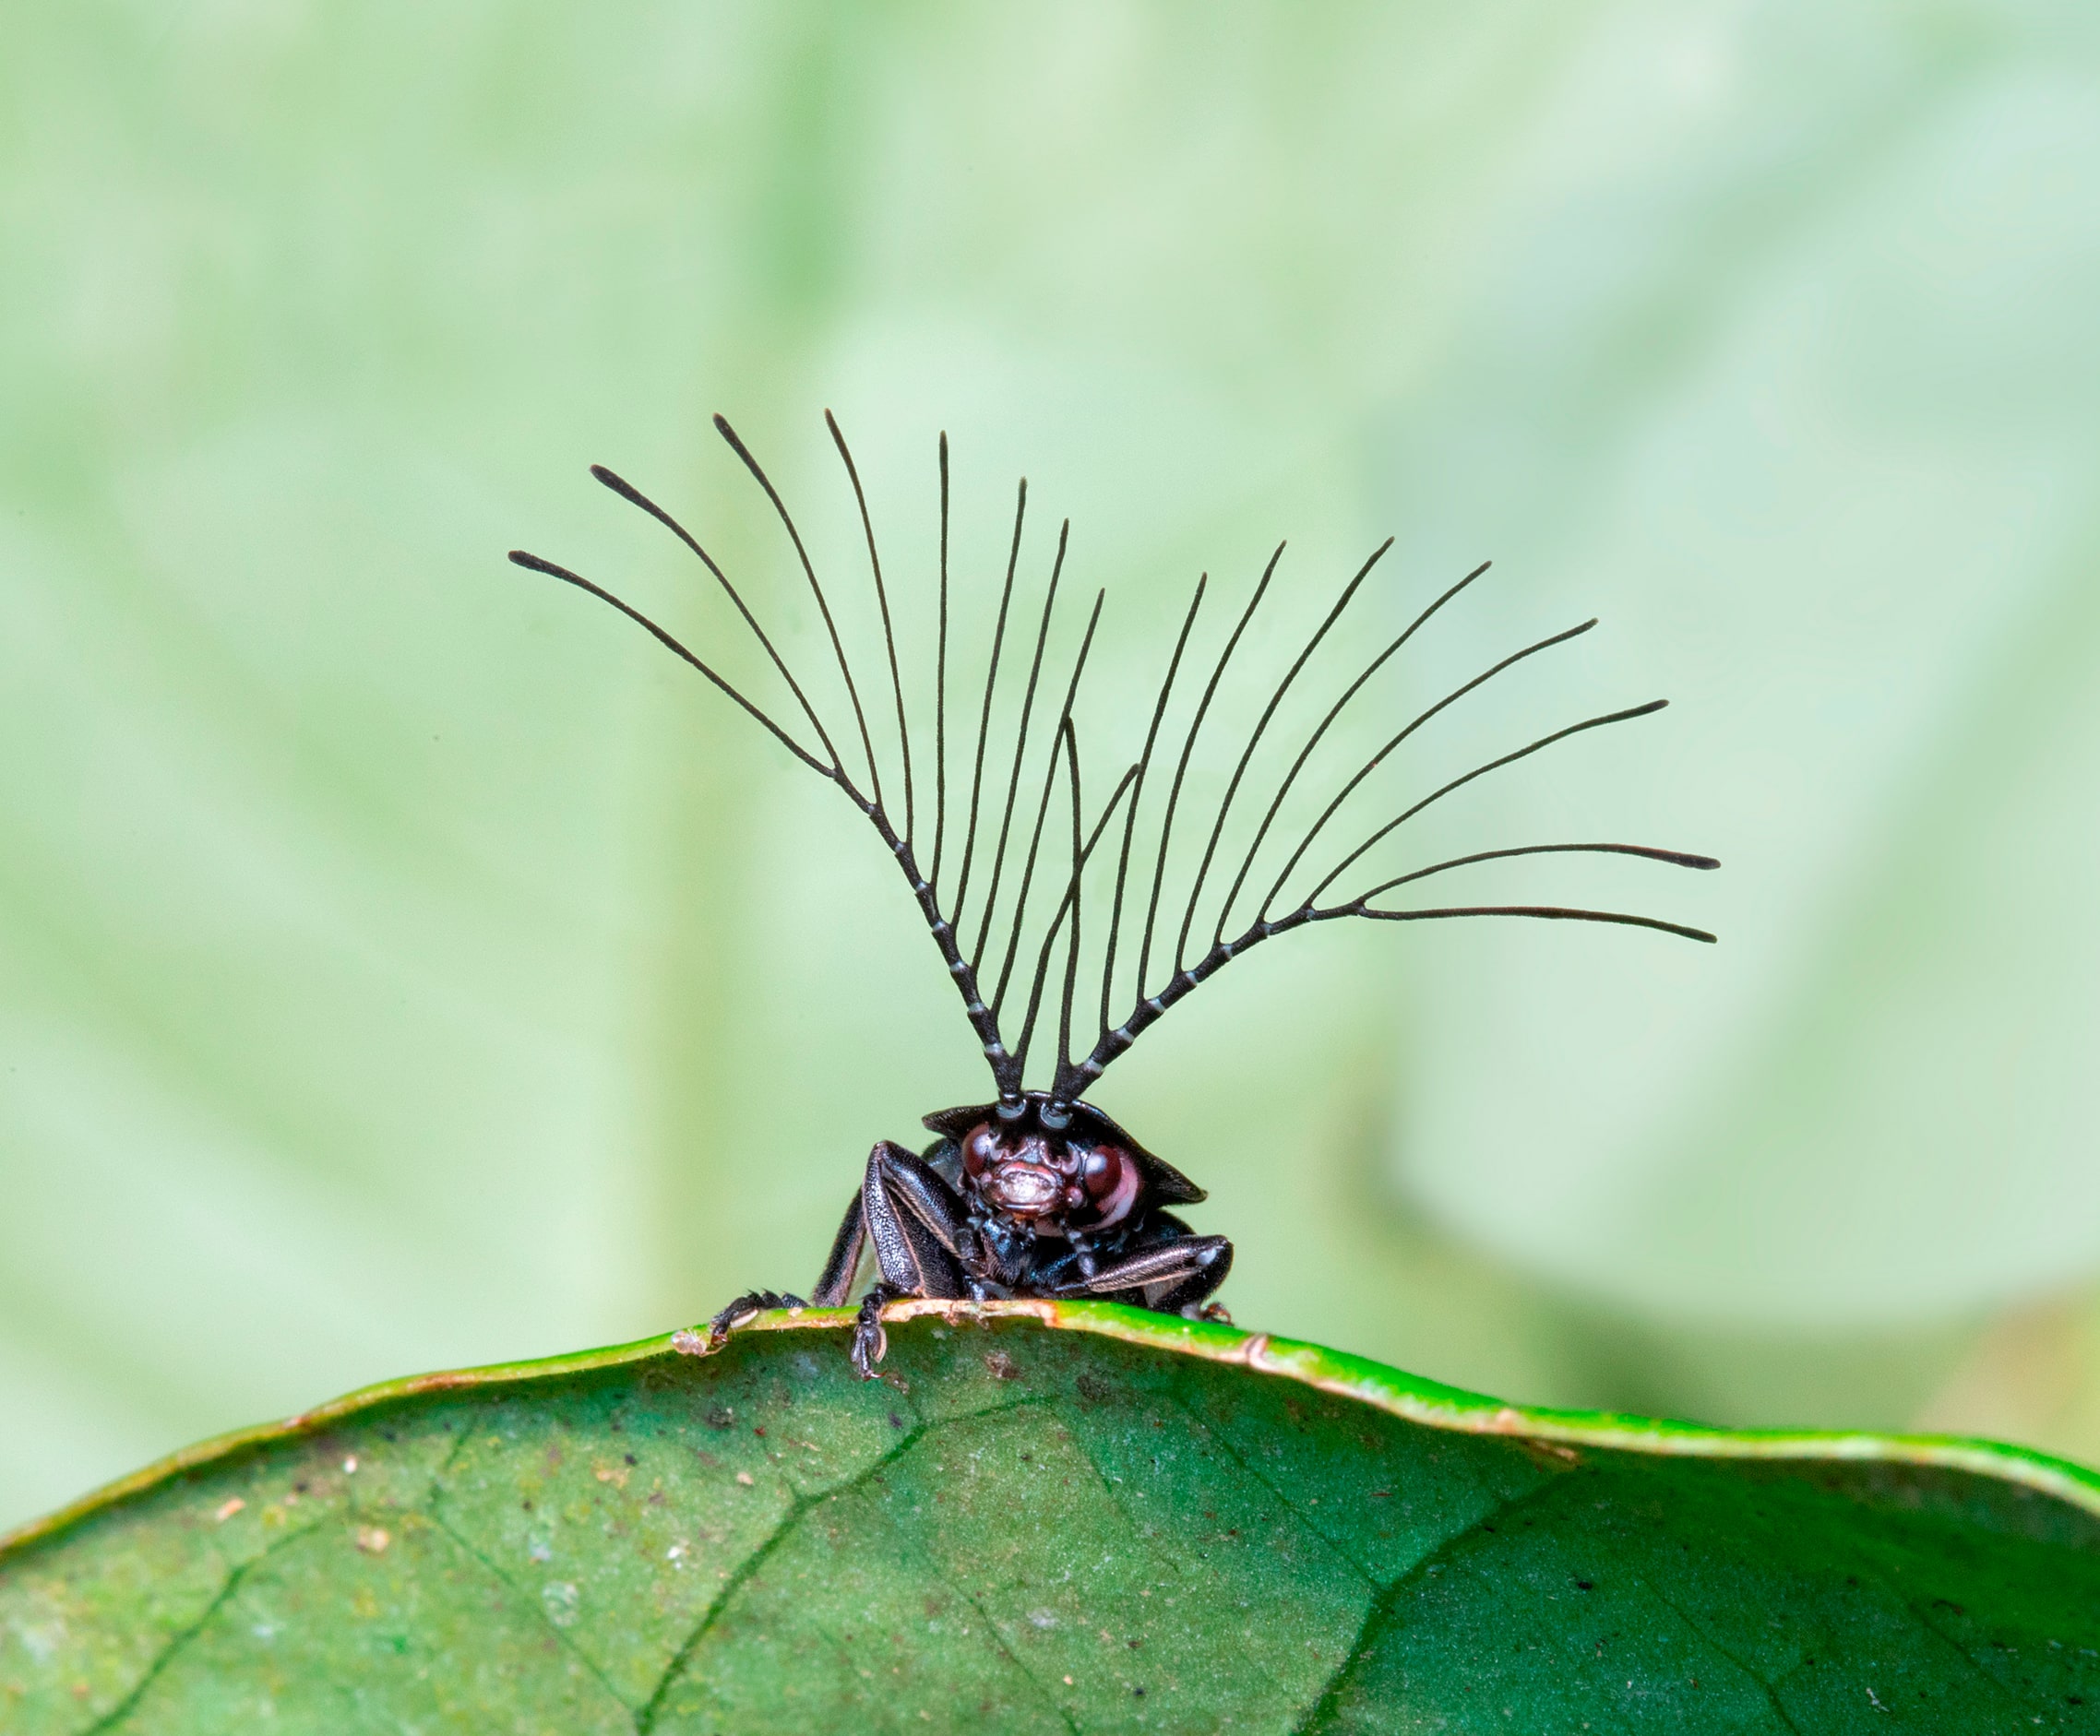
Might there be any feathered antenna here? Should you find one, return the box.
[509,411,1719,1114]
[1056,662,1717,1102]
[988,584,1102,1021]
[513,415,1019,1101]
[1009,724,1134,1086]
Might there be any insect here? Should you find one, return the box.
[510,412,1716,1378]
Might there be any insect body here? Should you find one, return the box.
[511,412,1715,1377]
[784,1092,1223,1377]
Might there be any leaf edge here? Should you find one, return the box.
[6,1296,2096,1562]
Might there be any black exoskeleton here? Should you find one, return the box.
[511,411,1717,1377]
[715,1093,1228,1377]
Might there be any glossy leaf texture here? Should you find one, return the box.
[5,1302,2098,1734]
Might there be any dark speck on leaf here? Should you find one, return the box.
[705,1406,734,1431]
[520,1500,532,1512]
[1576,1581,1593,1591]
[1077,1373,1113,1403]
[984,1350,1019,1381]
[889,1411,905,1430]
[624,1454,637,1466]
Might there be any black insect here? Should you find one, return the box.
[509,412,1716,1378]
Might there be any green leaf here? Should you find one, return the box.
[5,1302,2098,1733]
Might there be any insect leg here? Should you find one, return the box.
[852,1284,907,1380]
[1054,1235,1233,1317]
[863,1142,971,1290]
[810,1189,870,1308]
[853,1141,971,1377]
[704,1288,810,1348]
[1147,1240,1235,1316]
[877,1146,975,1258]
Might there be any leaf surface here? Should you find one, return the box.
[5,1302,2098,1733]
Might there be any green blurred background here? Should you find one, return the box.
[6,3,2099,1533]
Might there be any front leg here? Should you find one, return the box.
[852,1282,908,1379]
[852,1141,973,1377]
[860,1141,971,1298]
[1052,1234,1233,1316]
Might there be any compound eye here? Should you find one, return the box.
[1077,1143,1140,1229]
[960,1123,1000,1179]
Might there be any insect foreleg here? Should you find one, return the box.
[853,1141,971,1377]
[861,1142,971,1292]
[1146,1242,1235,1316]
[1053,1234,1233,1316]
[851,1283,906,1379]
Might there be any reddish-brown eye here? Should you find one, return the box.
[1076,1143,1140,1229]
[961,1123,1000,1178]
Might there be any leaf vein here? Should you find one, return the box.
[1162,1392,1377,1590]
[632,1419,934,1733]
[79,1517,327,1736]
[421,1505,631,1713]
[1632,1575,1806,1734]
[1290,1470,1575,1736]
